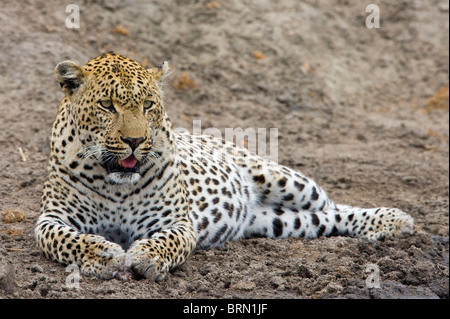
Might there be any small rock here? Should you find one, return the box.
[297,265,313,278]
[30,264,44,273]
[231,279,256,291]
[402,176,417,185]
[326,282,343,294]
[270,276,285,290]
[0,254,15,293]
[438,2,449,12]
[337,183,350,190]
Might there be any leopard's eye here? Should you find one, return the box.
[98,100,116,112]
[143,100,155,111]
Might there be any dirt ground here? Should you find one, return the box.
[0,0,448,299]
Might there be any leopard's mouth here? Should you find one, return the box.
[103,154,141,174]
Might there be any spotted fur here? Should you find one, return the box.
[35,53,414,280]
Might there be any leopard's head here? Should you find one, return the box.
[55,52,170,184]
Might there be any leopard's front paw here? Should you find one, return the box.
[125,240,169,281]
[79,234,126,279]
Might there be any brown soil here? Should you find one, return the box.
[0,0,448,299]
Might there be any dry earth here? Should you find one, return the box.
[0,0,448,299]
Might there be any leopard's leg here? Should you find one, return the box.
[332,204,414,240]
[245,204,414,240]
[245,159,414,240]
[123,171,197,280]
[125,221,196,281]
[35,216,126,279]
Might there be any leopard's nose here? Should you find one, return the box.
[120,136,146,151]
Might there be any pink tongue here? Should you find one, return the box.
[120,155,138,168]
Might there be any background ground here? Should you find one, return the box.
[0,0,448,299]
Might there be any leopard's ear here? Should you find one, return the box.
[55,61,87,96]
[147,61,170,83]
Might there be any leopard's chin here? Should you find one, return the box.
[102,154,141,184]
[107,172,141,185]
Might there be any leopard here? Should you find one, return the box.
[35,52,414,281]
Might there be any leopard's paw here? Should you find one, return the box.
[125,240,169,281]
[79,234,126,279]
[362,208,414,241]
